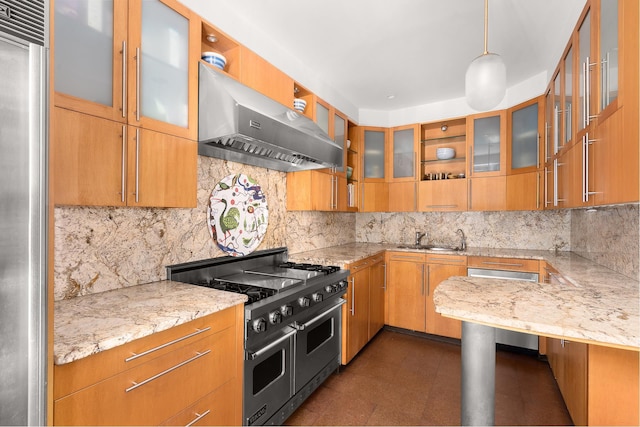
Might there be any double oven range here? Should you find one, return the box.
[167,248,349,426]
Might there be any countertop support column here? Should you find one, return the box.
[461,321,496,426]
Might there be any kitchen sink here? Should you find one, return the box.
[396,244,462,252]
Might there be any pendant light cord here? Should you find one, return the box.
[483,0,489,54]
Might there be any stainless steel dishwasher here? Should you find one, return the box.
[467,267,540,351]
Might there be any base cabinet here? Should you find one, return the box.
[341,254,385,364]
[425,254,467,338]
[548,338,639,426]
[385,252,426,332]
[53,305,243,426]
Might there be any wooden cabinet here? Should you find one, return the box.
[544,0,639,209]
[425,254,467,339]
[389,124,420,182]
[53,108,197,207]
[587,345,639,426]
[53,305,243,426]
[368,256,386,340]
[54,0,199,139]
[53,0,199,207]
[385,252,426,332]
[361,182,389,212]
[346,121,361,210]
[547,337,588,426]
[507,97,544,175]
[342,253,385,364]
[238,46,293,108]
[417,179,468,212]
[506,171,542,211]
[468,111,507,211]
[468,256,539,273]
[286,170,346,211]
[388,182,416,212]
[419,118,468,211]
[468,176,506,211]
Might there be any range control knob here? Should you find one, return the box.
[298,296,310,307]
[325,284,335,293]
[281,305,293,317]
[312,293,323,302]
[338,280,347,290]
[269,310,282,324]
[252,318,267,333]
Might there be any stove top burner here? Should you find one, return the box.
[196,279,278,304]
[278,262,340,274]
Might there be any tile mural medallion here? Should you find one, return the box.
[208,173,268,256]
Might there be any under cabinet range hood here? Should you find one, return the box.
[198,63,343,172]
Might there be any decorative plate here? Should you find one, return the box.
[207,173,268,257]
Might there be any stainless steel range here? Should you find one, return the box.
[166,247,349,426]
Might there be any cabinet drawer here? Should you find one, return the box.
[347,254,382,273]
[425,254,467,265]
[386,251,426,263]
[160,379,238,426]
[467,256,539,273]
[54,308,235,399]
[54,326,236,426]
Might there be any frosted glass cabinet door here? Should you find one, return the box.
[316,102,330,135]
[54,0,116,108]
[364,130,385,179]
[140,0,189,128]
[473,116,501,173]
[392,128,415,179]
[600,0,618,110]
[564,46,573,146]
[578,10,591,132]
[511,103,539,170]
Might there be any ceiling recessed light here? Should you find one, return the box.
[206,34,218,43]
[387,95,395,100]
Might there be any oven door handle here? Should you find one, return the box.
[291,299,347,331]
[248,328,296,360]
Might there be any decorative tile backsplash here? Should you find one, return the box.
[53,156,638,300]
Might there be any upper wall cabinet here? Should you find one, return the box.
[362,127,388,182]
[54,0,199,140]
[467,110,507,177]
[389,124,420,182]
[507,97,543,175]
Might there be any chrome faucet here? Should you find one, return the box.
[415,231,426,246]
[456,229,466,251]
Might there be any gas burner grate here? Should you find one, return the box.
[279,262,340,274]
[195,279,277,304]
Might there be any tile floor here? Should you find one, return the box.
[286,329,573,426]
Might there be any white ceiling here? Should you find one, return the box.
[180,0,586,116]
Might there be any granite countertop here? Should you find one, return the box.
[54,280,247,365]
[290,243,639,350]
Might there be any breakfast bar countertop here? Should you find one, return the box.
[53,280,247,365]
[290,243,639,350]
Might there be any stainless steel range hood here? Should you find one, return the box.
[198,63,343,172]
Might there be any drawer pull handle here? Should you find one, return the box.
[126,350,211,392]
[480,261,524,267]
[430,257,464,263]
[125,327,211,362]
[186,409,211,427]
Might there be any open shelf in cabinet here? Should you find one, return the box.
[200,20,241,80]
[293,83,314,120]
[420,118,467,181]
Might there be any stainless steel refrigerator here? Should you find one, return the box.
[0,2,48,425]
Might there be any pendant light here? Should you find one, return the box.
[465,0,506,111]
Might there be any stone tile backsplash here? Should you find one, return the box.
[571,204,639,280]
[355,210,571,251]
[54,155,637,300]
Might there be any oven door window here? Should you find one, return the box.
[253,349,285,395]
[306,317,334,355]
